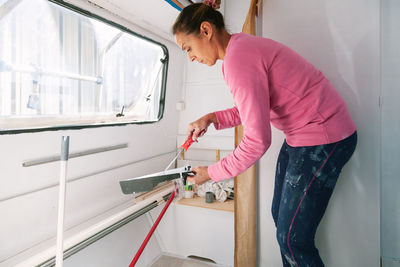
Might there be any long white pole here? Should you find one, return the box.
[56,136,70,267]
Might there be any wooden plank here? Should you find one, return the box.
[234,1,262,266]
[177,195,234,213]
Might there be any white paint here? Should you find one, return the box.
[381,0,400,264]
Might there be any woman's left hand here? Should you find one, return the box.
[187,166,211,185]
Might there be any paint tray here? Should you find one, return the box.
[119,165,193,194]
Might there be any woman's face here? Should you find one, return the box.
[175,24,218,66]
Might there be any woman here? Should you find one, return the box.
[173,2,357,266]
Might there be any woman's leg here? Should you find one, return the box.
[272,141,290,226]
[275,132,357,267]
[272,141,292,265]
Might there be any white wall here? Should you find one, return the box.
[381,0,400,266]
[259,0,380,266]
[150,203,234,266]
[63,215,161,267]
[0,0,184,265]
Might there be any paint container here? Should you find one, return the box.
[205,191,215,203]
[184,190,194,199]
[184,183,194,198]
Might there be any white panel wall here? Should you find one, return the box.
[150,203,234,266]
[0,0,185,265]
[259,0,380,266]
[381,0,400,266]
[178,61,234,138]
[63,215,161,267]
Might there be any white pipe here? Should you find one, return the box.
[55,136,70,267]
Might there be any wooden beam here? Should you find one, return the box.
[235,1,262,267]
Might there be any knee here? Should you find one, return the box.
[276,225,289,252]
[276,225,322,266]
[276,225,309,253]
[276,227,298,265]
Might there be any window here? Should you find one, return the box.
[0,0,168,133]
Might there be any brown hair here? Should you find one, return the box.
[172,3,225,35]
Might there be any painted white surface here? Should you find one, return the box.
[0,0,184,265]
[381,0,400,264]
[259,0,380,266]
[150,203,234,266]
[62,214,161,267]
[1,186,173,266]
[178,61,235,138]
[224,0,251,34]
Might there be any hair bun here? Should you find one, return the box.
[203,0,221,10]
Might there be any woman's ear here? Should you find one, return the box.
[200,21,213,40]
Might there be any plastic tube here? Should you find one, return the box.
[56,136,70,267]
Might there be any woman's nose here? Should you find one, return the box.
[188,53,195,62]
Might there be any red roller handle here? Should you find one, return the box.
[129,190,176,267]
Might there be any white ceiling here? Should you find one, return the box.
[87,0,180,38]
[86,0,224,40]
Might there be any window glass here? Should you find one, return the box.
[0,0,168,132]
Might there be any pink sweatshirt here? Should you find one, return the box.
[208,33,356,182]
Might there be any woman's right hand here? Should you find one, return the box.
[186,113,218,142]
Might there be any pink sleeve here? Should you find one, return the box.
[208,55,271,181]
[214,106,241,130]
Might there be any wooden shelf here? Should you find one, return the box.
[177,195,234,212]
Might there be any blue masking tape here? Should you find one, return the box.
[164,0,183,11]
